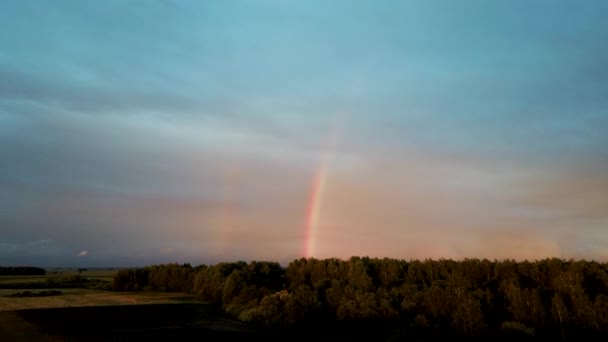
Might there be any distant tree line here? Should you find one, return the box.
[0,266,46,276]
[112,263,198,292]
[112,258,608,339]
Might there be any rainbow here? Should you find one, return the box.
[303,113,346,259]
[303,154,330,258]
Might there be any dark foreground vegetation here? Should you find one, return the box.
[0,267,45,276]
[1,303,424,342]
[112,257,608,340]
[0,304,281,341]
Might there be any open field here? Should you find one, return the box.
[46,268,118,282]
[0,276,47,285]
[0,304,427,342]
[0,268,117,285]
[0,289,195,311]
[0,268,118,284]
[0,304,274,342]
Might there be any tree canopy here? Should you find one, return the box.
[112,257,608,339]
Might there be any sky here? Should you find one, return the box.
[1,0,607,267]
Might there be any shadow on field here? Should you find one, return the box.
[0,303,553,342]
[0,303,408,342]
[0,303,275,341]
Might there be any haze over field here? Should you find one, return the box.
[1,1,607,266]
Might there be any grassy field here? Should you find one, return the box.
[0,304,291,342]
[44,268,117,282]
[0,304,404,342]
[0,268,194,312]
[0,269,290,341]
[0,289,196,311]
[0,268,117,285]
[0,276,47,285]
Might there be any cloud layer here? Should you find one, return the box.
[1,1,607,266]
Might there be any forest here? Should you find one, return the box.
[112,257,608,339]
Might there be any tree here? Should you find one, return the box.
[551,293,569,340]
[284,285,320,323]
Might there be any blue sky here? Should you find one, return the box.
[1,0,607,266]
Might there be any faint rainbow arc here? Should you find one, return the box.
[304,155,330,258]
[303,113,345,259]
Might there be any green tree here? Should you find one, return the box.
[284,284,320,323]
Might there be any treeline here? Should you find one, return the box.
[0,266,46,276]
[112,258,608,339]
[112,263,199,292]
